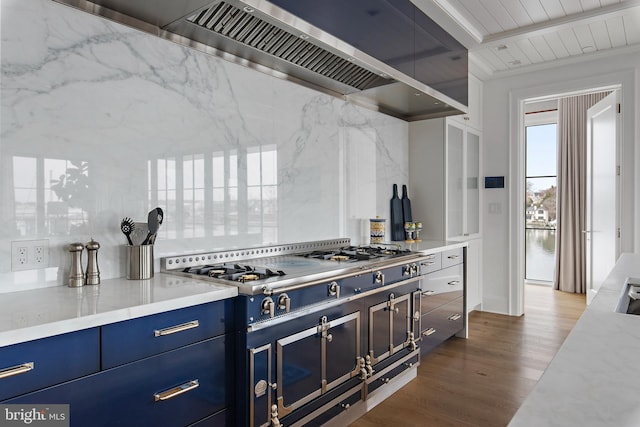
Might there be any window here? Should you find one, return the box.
[149,145,278,242]
[525,111,558,283]
[12,156,89,237]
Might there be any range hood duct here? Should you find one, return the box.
[52,0,468,121]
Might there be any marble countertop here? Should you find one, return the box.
[509,252,640,427]
[0,240,464,349]
[397,239,467,253]
[0,274,237,347]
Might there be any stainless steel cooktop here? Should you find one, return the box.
[161,238,425,295]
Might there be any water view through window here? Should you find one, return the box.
[526,122,557,283]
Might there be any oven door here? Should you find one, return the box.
[368,292,412,364]
[275,311,361,419]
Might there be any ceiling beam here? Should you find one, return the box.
[481,0,640,48]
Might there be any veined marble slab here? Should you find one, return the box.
[509,252,640,427]
[0,0,408,293]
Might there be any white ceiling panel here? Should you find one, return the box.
[520,0,552,24]
[580,0,603,11]
[475,48,511,69]
[605,16,627,47]
[539,0,569,19]
[623,8,640,43]
[458,0,505,33]
[428,0,640,75]
[543,32,571,57]
[504,43,535,66]
[498,1,533,27]
[572,23,598,49]
[557,27,585,54]
[515,38,546,63]
[559,0,585,15]
[529,35,559,60]
[589,20,613,49]
[483,1,518,29]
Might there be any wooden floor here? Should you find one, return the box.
[349,285,586,427]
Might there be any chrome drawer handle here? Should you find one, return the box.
[424,254,436,260]
[154,379,199,401]
[420,261,435,266]
[448,314,462,321]
[421,290,435,296]
[422,328,436,336]
[154,320,200,337]
[448,280,460,286]
[0,362,34,380]
[447,255,459,259]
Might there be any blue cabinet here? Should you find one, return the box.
[0,328,99,401]
[6,336,232,427]
[102,299,233,369]
[2,300,235,427]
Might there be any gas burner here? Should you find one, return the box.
[301,250,372,262]
[183,263,286,282]
[299,246,410,262]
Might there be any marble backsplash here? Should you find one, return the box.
[0,0,408,292]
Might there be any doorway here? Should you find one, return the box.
[517,86,621,311]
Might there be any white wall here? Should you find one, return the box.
[0,0,409,292]
[481,50,640,314]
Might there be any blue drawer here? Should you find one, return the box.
[0,328,99,401]
[7,336,232,427]
[102,300,232,369]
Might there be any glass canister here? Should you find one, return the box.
[369,217,386,244]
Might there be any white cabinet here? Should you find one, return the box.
[449,73,483,131]
[408,118,481,241]
[465,237,483,312]
[409,117,482,312]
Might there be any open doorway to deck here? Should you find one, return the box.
[519,87,621,304]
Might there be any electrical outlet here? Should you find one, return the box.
[34,245,46,265]
[11,240,49,271]
[17,247,28,265]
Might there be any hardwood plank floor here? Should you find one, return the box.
[349,285,586,427]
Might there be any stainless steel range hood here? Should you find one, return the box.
[53,0,467,121]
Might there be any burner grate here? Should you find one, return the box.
[184,263,286,282]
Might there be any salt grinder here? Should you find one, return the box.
[85,238,101,285]
[68,242,85,287]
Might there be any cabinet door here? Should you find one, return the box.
[446,123,464,239]
[466,129,480,236]
[0,328,99,401]
[368,293,411,364]
[6,337,230,427]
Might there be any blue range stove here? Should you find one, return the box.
[162,238,432,427]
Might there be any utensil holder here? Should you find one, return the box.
[126,245,154,280]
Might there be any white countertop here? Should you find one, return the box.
[0,274,237,347]
[398,239,467,253]
[509,253,640,427]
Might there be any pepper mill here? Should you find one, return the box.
[68,242,85,287]
[85,238,101,285]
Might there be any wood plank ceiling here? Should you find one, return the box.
[429,0,640,75]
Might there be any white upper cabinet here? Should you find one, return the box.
[408,118,482,241]
[449,73,483,131]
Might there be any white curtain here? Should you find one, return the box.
[553,91,610,293]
